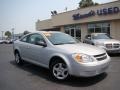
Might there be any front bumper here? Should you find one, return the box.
[68,56,110,77]
[106,49,120,53]
[98,46,120,53]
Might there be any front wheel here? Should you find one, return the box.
[50,61,69,80]
[15,52,23,65]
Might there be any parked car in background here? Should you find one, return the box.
[83,33,120,53]
[0,39,13,44]
[4,40,11,44]
[0,40,6,44]
[8,39,15,44]
[13,31,110,80]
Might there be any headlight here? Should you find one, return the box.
[72,53,94,63]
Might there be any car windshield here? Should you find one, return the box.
[92,34,111,39]
[44,32,78,45]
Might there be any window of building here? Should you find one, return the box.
[64,24,81,41]
[88,22,110,35]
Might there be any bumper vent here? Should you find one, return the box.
[94,53,107,61]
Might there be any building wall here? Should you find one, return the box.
[80,24,88,42]
[36,1,120,41]
[36,1,120,31]
[36,19,53,30]
[111,19,120,40]
[60,26,64,32]
[52,1,120,27]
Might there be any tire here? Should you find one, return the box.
[50,60,69,81]
[91,43,94,45]
[15,52,23,65]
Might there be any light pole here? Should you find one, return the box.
[1,31,4,40]
[11,28,14,40]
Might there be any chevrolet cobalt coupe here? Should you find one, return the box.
[13,31,110,80]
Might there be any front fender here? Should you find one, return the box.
[50,53,72,73]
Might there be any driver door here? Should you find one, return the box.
[26,33,48,65]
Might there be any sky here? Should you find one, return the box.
[0,0,117,37]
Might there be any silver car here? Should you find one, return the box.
[13,31,110,80]
[83,33,120,53]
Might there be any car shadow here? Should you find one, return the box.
[10,60,107,87]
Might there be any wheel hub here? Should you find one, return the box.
[53,63,68,80]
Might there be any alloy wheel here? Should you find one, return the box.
[52,63,68,80]
[15,53,20,64]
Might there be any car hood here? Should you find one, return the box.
[93,39,120,44]
[55,43,105,56]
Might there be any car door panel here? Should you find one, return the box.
[24,33,49,66]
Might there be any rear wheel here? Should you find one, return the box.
[50,60,69,80]
[15,52,23,65]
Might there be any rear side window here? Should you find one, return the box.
[20,36,28,42]
[28,34,45,45]
[20,33,45,45]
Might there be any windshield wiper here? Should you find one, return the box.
[67,42,76,44]
[54,43,66,45]
[54,42,76,45]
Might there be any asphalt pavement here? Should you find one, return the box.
[0,44,120,90]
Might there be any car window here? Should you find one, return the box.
[20,36,28,42]
[45,32,77,45]
[28,34,45,45]
[92,34,111,39]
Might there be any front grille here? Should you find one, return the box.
[105,43,120,49]
[94,53,106,57]
[94,53,107,61]
[106,44,112,49]
[96,56,107,61]
[113,43,120,48]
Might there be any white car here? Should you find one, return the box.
[83,33,120,53]
[13,31,110,80]
[0,40,6,44]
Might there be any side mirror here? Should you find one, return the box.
[36,41,47,47]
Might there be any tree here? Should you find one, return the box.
[5,31,11,38]
[79,0,99,8]
[23,30,30,35]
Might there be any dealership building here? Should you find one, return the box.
[36,1,120,41]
